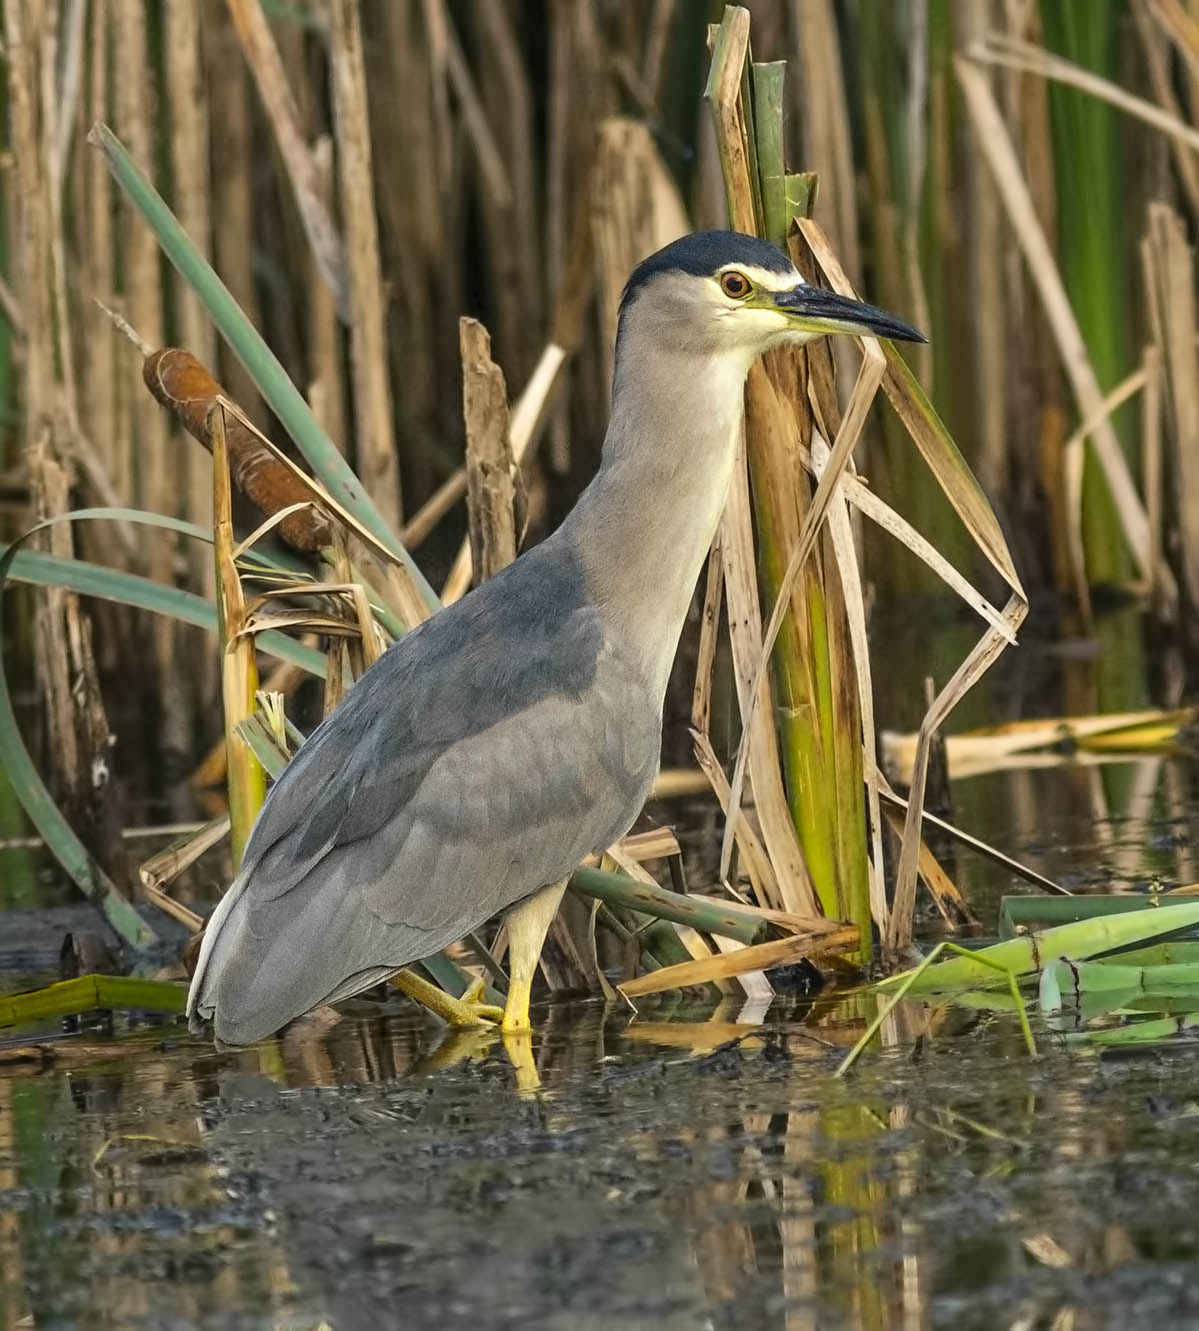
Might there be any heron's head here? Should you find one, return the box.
[618,230,926,361]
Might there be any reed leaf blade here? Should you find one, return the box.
[88,122,437,611]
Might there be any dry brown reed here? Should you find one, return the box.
[459,317,519,586]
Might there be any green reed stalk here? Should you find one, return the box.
[1039,3,1146,814]
[1039,2,1131,587]
[854,4,972,594]
[706,8,872,953]
[755,58,869,945]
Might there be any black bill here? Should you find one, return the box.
[772,283,927,343]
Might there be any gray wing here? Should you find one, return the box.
[225,537,611,895]
[188,586,659,1044]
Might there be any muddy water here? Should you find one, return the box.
[4,602,1199,1329]
[5,1000,1199,1330]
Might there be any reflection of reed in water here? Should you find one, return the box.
[0,1045,298,1328]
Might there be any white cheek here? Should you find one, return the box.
[772,326,817,347]
[728,306,791,346]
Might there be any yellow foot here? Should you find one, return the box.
[390,969,504,1029]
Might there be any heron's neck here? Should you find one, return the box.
[564,342,755,695]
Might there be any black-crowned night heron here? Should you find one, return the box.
[188,230,923,1047]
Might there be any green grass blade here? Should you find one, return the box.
[3,508,328,673]
[4,506,402,642]
[7,505,306,578]
[8,551,326,676]
[999,893,1156,939]
[885,901,1199,993]
[1097,942,1199,967]
[28,505,211,542]
[89,122,438,613]
[1046,959,1199,998]
[1074,1014,1199,1048]
[0,976,187,1028]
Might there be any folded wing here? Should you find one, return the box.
[188,564,658,1044]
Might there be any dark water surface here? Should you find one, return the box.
[5,603,1199,1328]
[6,998,1199,1330]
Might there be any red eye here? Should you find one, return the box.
[720,271,751,299]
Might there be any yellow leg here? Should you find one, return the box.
[501,879,567,1032]
[390,968,504,1028]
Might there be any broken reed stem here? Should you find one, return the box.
[459,317,519,584]
[568,867,765,946]
[619,924,859,999]
[441,340,571,604]
[140,814,231,894]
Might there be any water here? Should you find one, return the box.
[5,1001,1199,1330]
[4,601,1199,1328]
